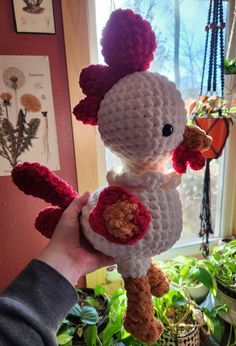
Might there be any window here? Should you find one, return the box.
[93,0,229,251]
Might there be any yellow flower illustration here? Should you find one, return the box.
[20,94,41,113]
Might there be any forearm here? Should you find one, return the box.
[0,260,78,346]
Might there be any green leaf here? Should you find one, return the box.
[191,267,213,291]
[212,318,224,342]
[230,106,236,113]
[224,59,230,67]
[80,306,99,324]
[94,284,106,296]
[83,325,97,346]
[230,58,236,66]
[102,321,123,346]
[211,304,229,318]
[180,265,191,280]
[172,295,188,307]
[57,334,73,345]
[203,305,226,341]
[84,297,100,309]
[57,323,75,336]
[107,289,126,311]
[69,304,82,317]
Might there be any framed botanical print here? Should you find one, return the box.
[0,55,60,176]
[12,0,56,34]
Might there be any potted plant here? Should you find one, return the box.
[57,286,109,346]
[185,95,236,159]
[224,58,236,75]
[158,256,215,303]
[153,284,202,345]
[101,283,226,346]
[206,240,236,327]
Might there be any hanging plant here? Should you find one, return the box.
[224,0,236,75]
[193,0,231,257]
[224,58,236,75]
[186,95,236,119]
[186,96,236,159]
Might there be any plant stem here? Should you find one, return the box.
[4,104,9,121]
[14,88,18,117]
[97,336,102,346]
[226,324,233,346]
[0,140,14,167]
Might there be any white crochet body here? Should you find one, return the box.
[81,70,186,278]
[81,169,183,278]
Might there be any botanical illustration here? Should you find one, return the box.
[0,56,59,176]
[0,67,41,168]
[22,0,45,14]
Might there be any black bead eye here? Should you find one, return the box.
[162,124,173,137]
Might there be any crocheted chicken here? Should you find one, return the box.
[12,9,212,345]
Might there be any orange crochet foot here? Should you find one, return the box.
[147,262,170,297]
[124,275,164,345]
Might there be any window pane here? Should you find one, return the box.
[95,0,226,245]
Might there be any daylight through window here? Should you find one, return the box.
[94,0,228,247]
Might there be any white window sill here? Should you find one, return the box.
[155,238,220,261]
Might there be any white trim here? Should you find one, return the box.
[220,125,236,236]
[86,0,99,64]
[157,238,220,260]
[221,0,236,236]
[215,154,225,237]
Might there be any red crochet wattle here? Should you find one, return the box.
[12,162,78,208]
[172,143,206,174]
[35,206,64,239]
[89,185,151,245]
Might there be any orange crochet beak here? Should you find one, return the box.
[181,125,212,152]
[172,125,212,174]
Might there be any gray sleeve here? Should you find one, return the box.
[0,259,78,346]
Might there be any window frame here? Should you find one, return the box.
[62,0,235,260]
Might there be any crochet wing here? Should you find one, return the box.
[89,185,151,245]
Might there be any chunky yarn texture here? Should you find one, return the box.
[73,9,156,126]
[98,72,186,169]
[81,168,182,278]
[11,8,212,345]
[12,162,78,208]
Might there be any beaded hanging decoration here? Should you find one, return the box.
[198,0,226,257]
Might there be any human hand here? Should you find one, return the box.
[37,192,114,286]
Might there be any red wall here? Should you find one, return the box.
[0,0,77,291]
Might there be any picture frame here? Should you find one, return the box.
[0,55,60,176]
[12,0,56,34]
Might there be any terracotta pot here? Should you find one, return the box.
[193,117,232,159]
